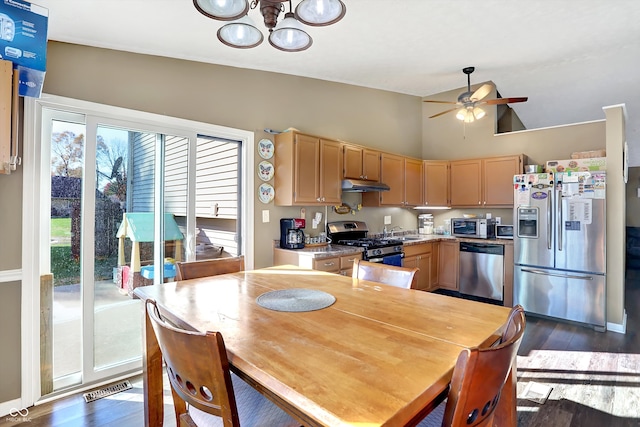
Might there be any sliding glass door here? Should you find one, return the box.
[25,95,253,402]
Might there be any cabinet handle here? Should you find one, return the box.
[317,197,322,202]
[364,175,367,179]
[323,261,336,266]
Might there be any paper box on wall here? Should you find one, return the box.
[0,0,48,97]
[545,157,607,173]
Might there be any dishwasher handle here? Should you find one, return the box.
[459,242,504,256]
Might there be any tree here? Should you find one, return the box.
[51,131,84,177]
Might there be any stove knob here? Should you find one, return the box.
[372,249,382,256]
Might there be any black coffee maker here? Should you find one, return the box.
[280,218,306,249]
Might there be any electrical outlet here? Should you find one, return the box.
[300,208,306,218]
[262,210,270,223]
[384,215,392,225]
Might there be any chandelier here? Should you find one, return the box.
[193,0,346,52]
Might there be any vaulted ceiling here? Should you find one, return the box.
[35,0,640,163]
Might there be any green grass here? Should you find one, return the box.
[50,218,118,286]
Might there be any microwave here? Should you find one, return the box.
[496,224,514,239]
[451,218,496,239]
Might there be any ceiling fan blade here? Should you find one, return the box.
[481,97,528,105]
[470,84,492,102]
[423,100,459,104]
[429,107,460,119]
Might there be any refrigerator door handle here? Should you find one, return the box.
[547,190,552,250]
[521,268,594,281]
[557,190,563,251]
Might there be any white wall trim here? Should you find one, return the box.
[0,398,26,419]
[0,269,21,282]
[606,309,627,334]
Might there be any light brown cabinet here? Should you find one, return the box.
[423,160,450,207]
[274,132,342,206]
[438,240,459,290]
[404,243,438,291]
[449,155,523,207]
[0,59,18,175]
[273,248,362,276]
[362,153,423,207]
[343,144,380,181]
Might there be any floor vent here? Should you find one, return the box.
[83,380,133,403]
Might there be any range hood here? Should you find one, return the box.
[341,179,390,192]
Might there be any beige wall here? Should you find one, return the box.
[626,167,640,227]
[44,42,424,269]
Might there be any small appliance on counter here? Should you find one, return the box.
[496,224,514,239]
[280,218,306,249]
[451,217,496,239]
[418,214,434,235]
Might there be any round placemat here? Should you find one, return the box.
[256,288,336,312]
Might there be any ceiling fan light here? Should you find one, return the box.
[269,12,313,52]
[295,0,346,26]
[217,15,264,48]
[193,0,249,21]
[456,108,469,122]
[473,107,486,120]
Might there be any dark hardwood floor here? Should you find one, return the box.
[3,272,639,427]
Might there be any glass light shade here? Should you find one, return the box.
[473,107,486,120]
[456,106,485,122]
[193,0,249,21]
[268,13,313,52]
[218,15,264,48]
[295,0,346,26]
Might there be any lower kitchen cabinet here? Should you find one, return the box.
[403,243,437,291]
[273,248,362,276]
[437,240,459,291]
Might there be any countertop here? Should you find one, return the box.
[274,235,513,259]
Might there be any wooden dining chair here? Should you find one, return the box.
[415,305,526,427]
[175,255,245,280]
[145,299,300,427]
[352,258,419,289]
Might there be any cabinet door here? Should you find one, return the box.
[1,60,12,169]
[483,155,522,206]
[438,241,459,290]
[404,158,423,206]
[343,144,363,179]
[450,159,482,207]
[380,153,405,206]
[293,134,320,204]
[430,243,439,287]
[423,161,449,207]
[319,139,343,204]
[362,149,380,181]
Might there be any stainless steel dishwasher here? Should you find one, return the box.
[459,242,504,302]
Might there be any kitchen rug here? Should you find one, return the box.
[257,288,335,312]
[521,381,553,404]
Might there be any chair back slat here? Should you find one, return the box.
[352,259,419,289]
[176,255,245,280]
[443,305,526,427]
[146,300,241,427]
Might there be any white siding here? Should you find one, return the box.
[130,132,155,212]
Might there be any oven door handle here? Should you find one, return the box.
[367,253,404,263]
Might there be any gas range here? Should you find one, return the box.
[327,221,404,263]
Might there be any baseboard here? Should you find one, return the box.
[0,398,28,420]
[606,309,627,334]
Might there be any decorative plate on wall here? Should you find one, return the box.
[258,183,275,204]
[258,138,274,159]
[258,160,274,181]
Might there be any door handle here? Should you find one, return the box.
[547,190,552,250]
[521,268,593,281]
[557,191,563,251]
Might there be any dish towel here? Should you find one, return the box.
[382,254,403,267]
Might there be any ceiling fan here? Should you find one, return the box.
[424,66,528,123]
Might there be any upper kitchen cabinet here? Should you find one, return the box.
[362,153,423,207]
[423,160,450,207]
[449,155,523,207]
[274,132,342,206]
[343,144,380,181]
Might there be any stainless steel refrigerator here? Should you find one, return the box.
[513,171,606,330]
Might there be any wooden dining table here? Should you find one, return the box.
[134,265,517,427]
